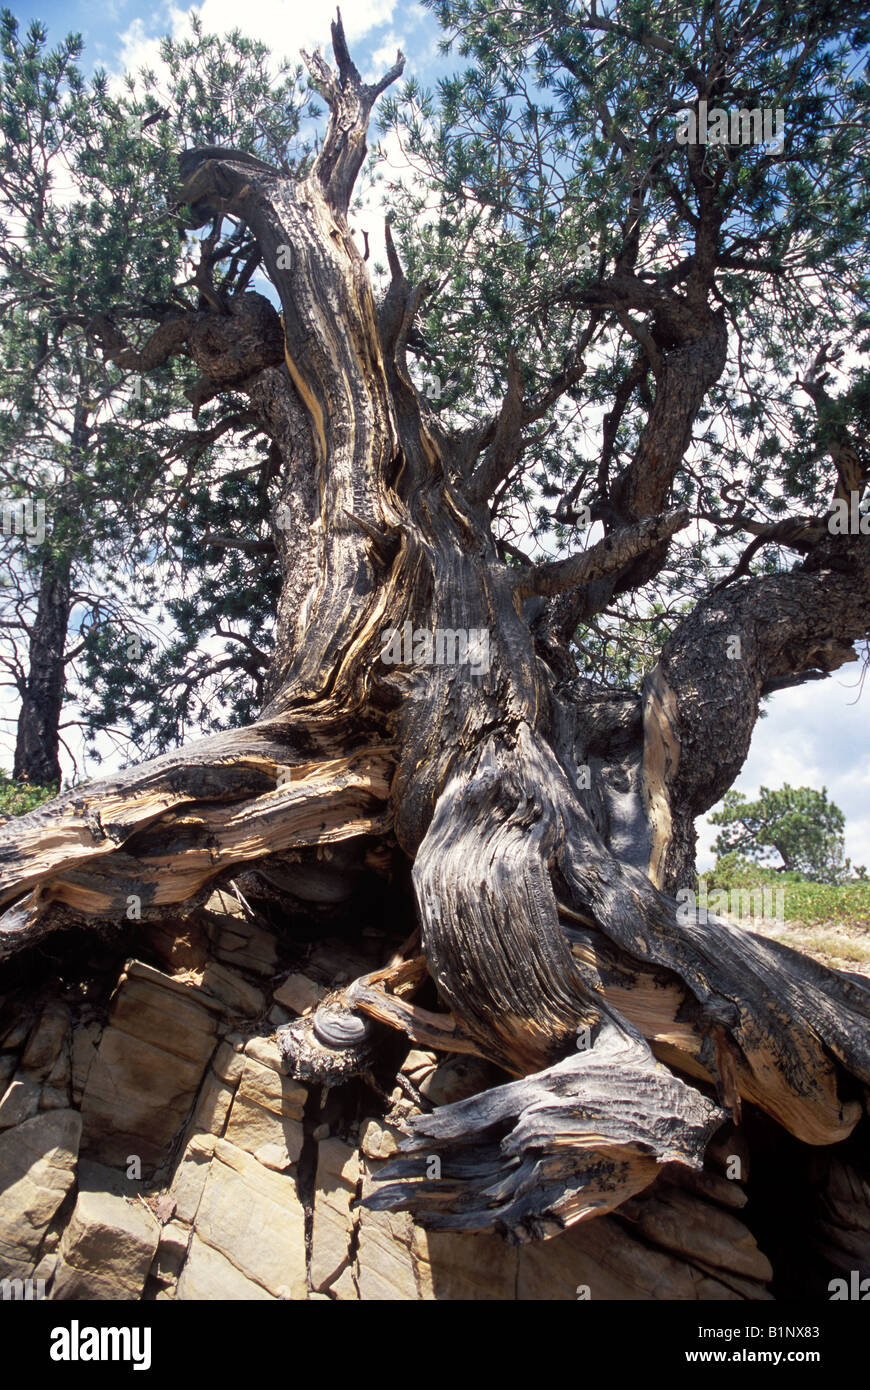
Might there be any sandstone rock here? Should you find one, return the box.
[70,1023,101,1106]
[236,1057,306,1117]
[191,1071,236,1136]
[311,1139,358,1292]
[0,1053,17,1091]
[318,1137,360,1189]
[223,1093,303,1169]
[662,1164,749,1211]
[81,1027,212,1170]
[55,1166,159,1300]
[330,1265,359,1300]
[168,1133,216,1225]
[51,1254,119,1301]
[242,1035,285,1072]
[273,973,327,1015]
[355,1173,419,1300]
[253,1143,301,1173]
[204,905,277,976]
[39,1086,72,1112]
[0,1076,40,1130]
[192,1138,306,1297]
[515,1215,745,1300]
[152,1220,191,1284]
[142,917,210,975]
[418,1054,495,1107]
[199,962,266,1017]
[624,1187,773,1282]
[44,1043,71,1096]
[414,1228,518,1300]
[401,1049,437,1079]
[211,1039,246,1085]
[0,1109,81,1274]
[33,1250,57,1288]
[80,963,219,1170]
[308,941,380,985]
[40,1041,72,1110]
[203,887,247,920]
[176,1233,276,1300]
[359,1118,399,1160]
[111,963,222,1054]
[20,1003,70,1080]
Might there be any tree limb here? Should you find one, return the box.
[512,508,690,600]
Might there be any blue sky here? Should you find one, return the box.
[6,0,869,866]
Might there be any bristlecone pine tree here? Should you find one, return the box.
[2,4,870,1242]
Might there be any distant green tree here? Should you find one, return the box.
[711,785,847,883]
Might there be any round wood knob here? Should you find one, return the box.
[312,1007,373,1049]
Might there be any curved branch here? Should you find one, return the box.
[512,508,689,600]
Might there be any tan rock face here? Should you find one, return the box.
[211,1039,246,1085]
[191,1070,236,1137]
[242,1036,285,1072]
[0,1076,40,1130]
[203,899,278,977]
[176,1233,277,1300]
[273,973,326,1015]
[79,962,219,1171]
[0,1109,81,1276]
[417,1054,497,1107]
[236,1057,307,1117]
[359,1118,400,1161]
[168,1134,217,1226]
[310,1139,359,1292]
[70,1023,101,1107]
[20,1003,70,1080]
[54,1165,160,1300]
[216,1054,308,1169]
[223,1094,304,1170]
[199,962,266,1017]
[189,1138,307,1297]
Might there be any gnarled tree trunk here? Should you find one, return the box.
[1,16,869,1246]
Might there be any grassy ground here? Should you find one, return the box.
[700,865,870,977]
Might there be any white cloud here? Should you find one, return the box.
[697,658,870,870]
[366,32,404,78]
[118,0,398,81]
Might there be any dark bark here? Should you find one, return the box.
[11,406,91,787]
[12,548,70,787]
